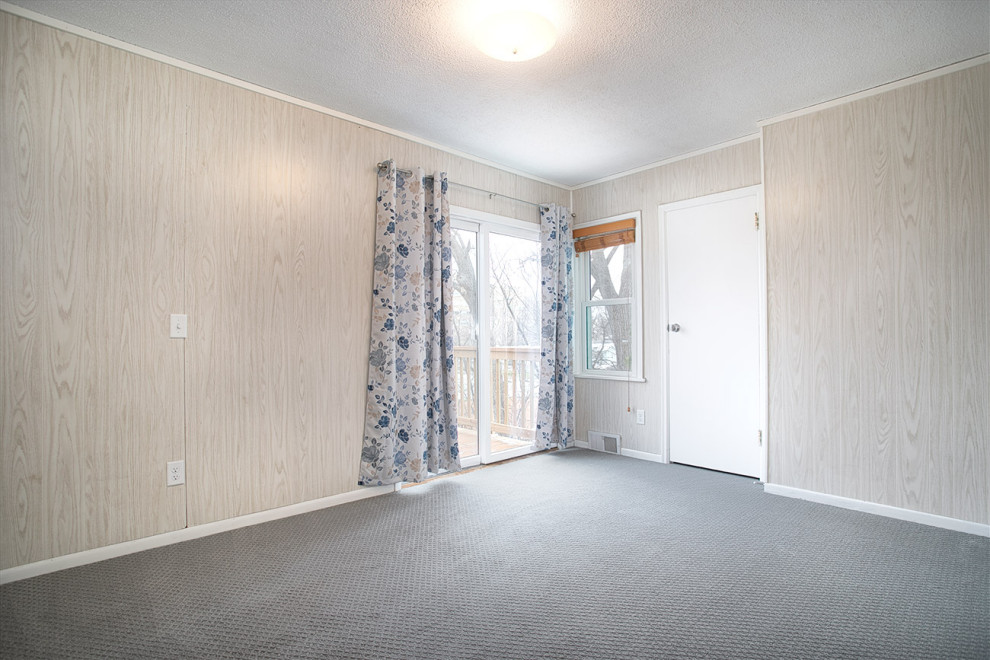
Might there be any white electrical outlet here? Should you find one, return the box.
[166,460,185,486]
[636,409,646,425]
[170,314,187,339]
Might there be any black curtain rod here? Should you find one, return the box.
[377,161,574,216]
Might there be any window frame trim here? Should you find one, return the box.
[573,210,644,381]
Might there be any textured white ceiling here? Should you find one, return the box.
[6,0,989,187]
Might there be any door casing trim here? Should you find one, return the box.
[658,184,768,482]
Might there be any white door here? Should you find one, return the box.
[662,187,763,478]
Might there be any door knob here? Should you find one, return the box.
[668,323,680,332]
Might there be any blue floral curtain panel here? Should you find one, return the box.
[359,162,460,485]
[535,204,575,449]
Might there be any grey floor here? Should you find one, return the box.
[2,449,988,659]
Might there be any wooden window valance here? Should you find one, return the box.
[573,218,636,253]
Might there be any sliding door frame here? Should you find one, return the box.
[451,206,541,468]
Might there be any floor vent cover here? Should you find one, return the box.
[588,431,621,455]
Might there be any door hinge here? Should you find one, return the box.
[758,429,763,446]
[754,212,760,231]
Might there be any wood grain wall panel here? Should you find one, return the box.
[764,119,805,488]
[81,45,187,548]
[2,12,569,565]
[185,80,303,524]
[765,63,988,524]
[182,91,567,526]
[285,104,328,505]
[2,13,47,567]
[1,13,185,569]
[862,93,899,512]
[946,69,989,522]
[312,115,377,499]
[571,140,763,456]
[45,13,85,563]
[1,12,60,569]
[837,100,870,502]
[897,83,932,514]
[181,85,567,526]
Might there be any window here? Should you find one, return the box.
[574,212,643,381]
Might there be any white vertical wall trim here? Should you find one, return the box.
[758,135,769,483]
[658,202,671,464]
[764,484,990,538]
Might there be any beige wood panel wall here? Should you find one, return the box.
[571,140,763,456]
[0,11,569,567]
[180,75,567,527]
[1,14,187,569]
[764,64,989,524]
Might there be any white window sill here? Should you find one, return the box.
[575,374,647,383]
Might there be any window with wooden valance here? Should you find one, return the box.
[572,217,636,253]
[572,212,643,381]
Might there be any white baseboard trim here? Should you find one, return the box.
[0,483,400,585]
[573,441,666,464]
[764,484,990,537]
[620,448,665,463]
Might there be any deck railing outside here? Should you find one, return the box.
[453,346,539,442]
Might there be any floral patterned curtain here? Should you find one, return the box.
[534,204,575,449]
[359,162,460,485]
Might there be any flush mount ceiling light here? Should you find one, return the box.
[474,10,557,62]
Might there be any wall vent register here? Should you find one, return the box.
[588,431,621,455]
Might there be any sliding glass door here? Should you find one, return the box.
[487,232,541,456]
[450,210,541,466]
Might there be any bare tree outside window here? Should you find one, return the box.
[449,229,540,347]
[488,234,540,347]
[450,229,477,348]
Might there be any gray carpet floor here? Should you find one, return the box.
[1,448,987,659]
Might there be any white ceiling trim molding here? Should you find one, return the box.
[0,1,566,190]
[572,134,762,190]
[759,54,990,127]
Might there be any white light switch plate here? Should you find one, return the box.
[636,409,646,425]
[170,314,187,338]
